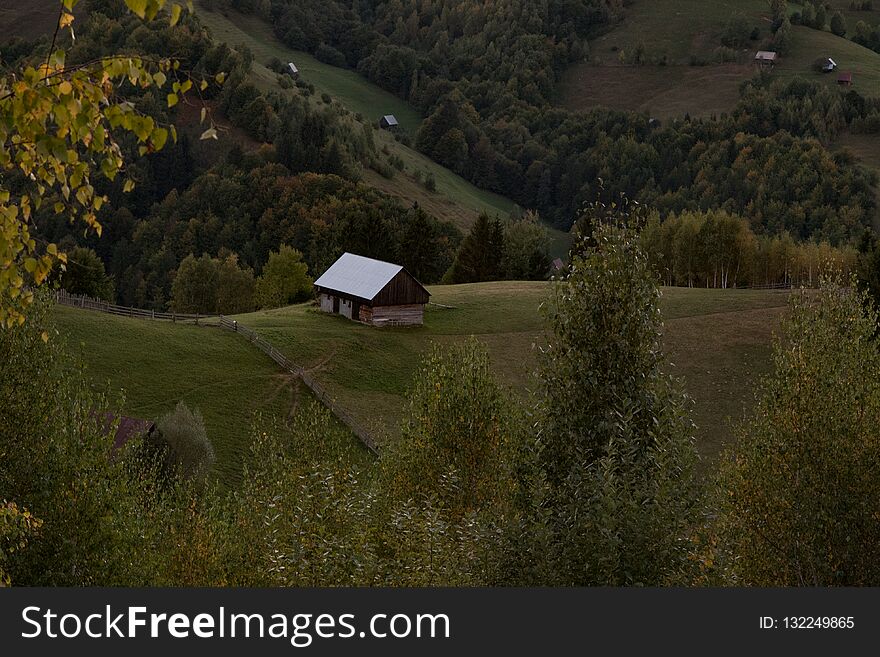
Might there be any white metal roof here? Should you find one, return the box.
[314,253,404,301]
[287,62,298,73]
[382,114,399,125]
[755,51,778,60]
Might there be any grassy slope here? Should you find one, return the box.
[194,7,535,236]
[52,306,371,486]
[775,25,880,91]
[561,0,880,119]
[561,0,769,119]
[592,0,770,64]
[558,63,755,120]
[236,283,790,466]
[0,0,62,41]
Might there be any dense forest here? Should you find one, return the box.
[208,0,880,242]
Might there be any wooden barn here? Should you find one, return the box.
[286,62,299,79]
[380,114,399,130]
[838,71,853,86]
[314,253,430,326]
[754,50,778,69]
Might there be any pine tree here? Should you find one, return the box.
[445,214,504,283]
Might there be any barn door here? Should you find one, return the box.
[332,296,339,313]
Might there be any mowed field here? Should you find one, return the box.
[558,62,754,120]
[51,306,371,487]
[236,283,790,467]
[194,6,532,240]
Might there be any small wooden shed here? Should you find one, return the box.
[838,71,853,86]
[821,57,837,72]
[380,114,399,130]
[754,51,778,69]
[314,253,430,326]
[286,62,299,79]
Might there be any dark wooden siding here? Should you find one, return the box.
[372,269,430,306]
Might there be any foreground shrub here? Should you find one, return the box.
[712,277,880,585]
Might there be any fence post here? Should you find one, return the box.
[196,313,200,326]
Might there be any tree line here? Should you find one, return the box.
[640,210,859,289]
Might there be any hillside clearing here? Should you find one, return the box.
[775,25,880,92]
[558,63,754,120]
[562,1,880,117]
[236,283,790,467]
[592,0,770,65]
[52,306,371,487]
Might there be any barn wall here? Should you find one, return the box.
[369,304,425,326]
[372,270,430,306]
[319,293,334,313]
[340,297,354,319]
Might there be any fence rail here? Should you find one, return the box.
[54,290,217,324]
[54,290,378,454]
[219,316,379,455]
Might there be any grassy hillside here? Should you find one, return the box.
[194,6,532,236]
[561,0,880,119]
[775,25,880,91]
[593,0,770,64]
[52,306,371,486]
[0,0,61,41]
[558,62,754,120]
[236,283,790,467]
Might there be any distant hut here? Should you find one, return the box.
[551,258,565,272]
[754,50,778,69]
[314,252,430,326]
[379,114,400,130]
[286,62,299,79]
[838,71,853,86]
[821,57,837,73]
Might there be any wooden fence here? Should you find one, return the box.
[54,290,217,324]
[53,290,378,454]
[218,316,379,455]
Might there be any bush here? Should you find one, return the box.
[424,172,436,191]
[315,43,347,67]
[831,11,847,36]
[267,57,283,73]
[721,13,754,48]
[320,92,332,104]
[155,402,215,484]
[52,246,115,302]
[713,277,880,585]
[255,245,313,309]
